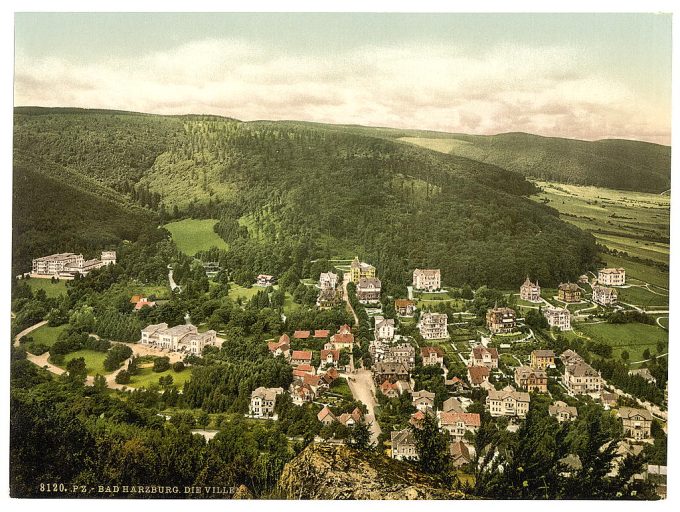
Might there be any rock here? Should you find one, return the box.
[232,484,254,499]
[276,442,466,500]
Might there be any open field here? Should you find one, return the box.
[399,136,472,154]
[576,322,668,362]
[24,278,69,298]
[127,366,194,390]
[530,181,669,265]
[600,253,668,289]
[24,323,68,352]
[60,349,110,376]
[228,283,269,302]
[617,286,669,308]
[164,218,229,256]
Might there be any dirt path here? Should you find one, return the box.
[342,274,359,327]
[344,369,381,446]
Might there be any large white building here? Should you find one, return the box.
[31,250,116,278]
[412,268,441,291]
[563,361,602,395]
[598,268,626,286]
[592,285,618,306]
[249,387,284,418]
[544,306,571,330]
[418,312,448,340]
[486,386,530,418]
[374,316,395,341]
[319,271,338,290]
[140,323,219,355]
[519,277,541,302]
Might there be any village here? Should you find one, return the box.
[22,251,668,496]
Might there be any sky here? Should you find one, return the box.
[13,12,673,144]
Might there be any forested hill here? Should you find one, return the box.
[13,108,598,287]
[399,131,671,193]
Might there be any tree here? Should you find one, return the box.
[197,410,210,428]
[93,373,107,393]
[621,350,630,363]
[115,369,131,385]
[159,375,174,388]
[65,357,87,384]
[411,413,452,478]
[153,356,171,373]
[348,422,372,450]
[643,348,651,360]
[173,361,185,372]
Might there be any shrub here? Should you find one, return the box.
[153,356,171,373]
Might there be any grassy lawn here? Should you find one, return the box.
[228,283,267,302]
[283,292,302,314]
[576,322,668,362]
[164,218,229,256]
[24,278,69,298]
[617,286,668,308]
[127,366,193,390]
[600,254,668,289]
[328,377,354,399]
[59,349,110,376]
[24,323,68,352]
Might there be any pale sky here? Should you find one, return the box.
[13,13,672,144]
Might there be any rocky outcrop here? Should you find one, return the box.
[276,442,467,500]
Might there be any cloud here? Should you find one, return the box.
[14,39,670,144]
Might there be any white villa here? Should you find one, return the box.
[140,323,219,355]
[31,250,116,278]
[249,387,284,418]
[486,386,530,418]
[418,312,448,339]
[598,268,626,286]
[592,285,618,306]
[544,306,571,330]
[356,277,381,304]
[374,316,395,341]
[413,268,441,291]
[319,271,338,290]
[563,361,602,395]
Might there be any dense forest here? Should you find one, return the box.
[13,108,605,288]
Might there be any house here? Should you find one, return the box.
[418,312,448,340]
[592,285,618,306]
[293,330,311,340]
[374,316,395,341]
[520,277,541,302]
[411,390,436,412]
[395,299,416,317]
[391,429,419,461]
[337,408,363,427]
[486,386,530,418]
[557,283,582,303]
[420,346,444,367]
[256,274,275,287]
[330,325,355,350]
[450,441,472,468]
[629,368,657,384]
[140,323,219,355]
[321,367,340,385]
[578,274,590,284]
[384,343,416,370]
[600,392,619,410]
[101,251,117,265]
[560,349,584,367]
[645,464,667,499]
[409,410,428,429]
[467,366,490,388]
[314,329,330,339]
[130,294,143,304]
[530,349,556,369]
[290,350,313,366]
[293,365,315,379]
[412,268,441,291]
[598,267,626,286]
[32,251,116,278]
[373,361,409,385]
[267,339,291,358]
[514,366,548,392]
[349,257,376,283]
[319,271,338,290]
[486,307,516,334]
[134,298,156,310]
[438,412,481,441]
[290,381,315,406]
[445,377,469,393]
[548,401,578,422]
[618,407,653,440]
[320,349,340,367]
[563,361,601,394]
[442,397,465,413]
[318,405,337,425]
[544,306,571,330]
[470,346,499,368]
[249,387,283,418]
[302,374,328,395]
[380,379,412,398]
[356,277,381,304]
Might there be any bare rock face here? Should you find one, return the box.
[276,443,466,500]
[232,484,254,499]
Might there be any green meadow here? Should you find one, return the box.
[164,218,229,256]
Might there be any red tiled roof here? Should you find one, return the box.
[467,366,490,384]
[279,333,291,344]
[294,330,311,339]
[130,294,143,304]
[317,406,335,422]
[134,300,156,310]
[303,374,322,387]
[314,329,330,338]
[293,369,310,378]
[267,340,289,352]
[439,412,481,427]
[395,299,415,307]
[472,346,499,360]
[338,324,352,334]
[321,349,340,361]
[421,346,444,357]
[381,380,395,393]
[296,363,314,373]
[332,333,354,345]
[291,350,313,361]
